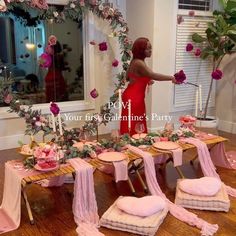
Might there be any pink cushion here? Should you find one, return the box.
[116,196,166,217]
[179,177,222,197]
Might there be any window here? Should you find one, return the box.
[173,15,214,110]
[178,0,213,11]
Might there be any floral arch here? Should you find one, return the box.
[0,0,132,143]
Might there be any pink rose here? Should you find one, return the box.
[50,102,60,115]
[174,70,186,84]
[39,53,52,68]
[46,45,54,55]
[211,69,223,80]
[90,88,99,99]
[4,93,13,104]
[30,0,48,10]
[0,0,7,12]
[112,59,119,67]
[186,43,194,52]
[194,48,201,57]
[189,10,195,17]
[99,42,108,51]
[177,15,184,24]
[79,0,85,6]
[48,35,57,46]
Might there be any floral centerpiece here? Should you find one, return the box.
[179,115,196,130]
[24,143,64,169]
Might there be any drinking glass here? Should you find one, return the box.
[111,129,120,141]
[135,122,145,137]
[78,131,90,143]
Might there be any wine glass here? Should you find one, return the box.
[164,122,174,132]
[135,122,145,138]
[78,131,90,144]
[111,129,120,141]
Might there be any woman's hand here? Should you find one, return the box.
[171,76,178,84]
[148,80,154,85]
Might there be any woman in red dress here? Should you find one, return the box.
[45,42,67,102]
[120,37,177,135]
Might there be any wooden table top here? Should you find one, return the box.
[22,136,228,184]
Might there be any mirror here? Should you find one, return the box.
[0,8,84,106]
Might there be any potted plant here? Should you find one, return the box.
[186,0,236,128]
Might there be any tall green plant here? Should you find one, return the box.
[190,0,236,118]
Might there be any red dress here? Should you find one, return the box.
[45,68,67,102]
[120,73,150,135]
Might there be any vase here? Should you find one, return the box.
[195,116,219,135]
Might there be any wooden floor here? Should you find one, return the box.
[0,130,236,236]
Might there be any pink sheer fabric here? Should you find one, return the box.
[127,145,219,236]
[0,161,39,234]
[210,142,236,169]
[183,138,236,197]
[68,158,104,236]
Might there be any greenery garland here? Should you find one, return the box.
[2,0,132,142]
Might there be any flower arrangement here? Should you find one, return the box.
[186,0,236,119]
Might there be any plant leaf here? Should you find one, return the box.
[192,33,206,43]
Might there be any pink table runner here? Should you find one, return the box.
[0,161,39,234]
[68,158,104,236]
[183,138,236,197]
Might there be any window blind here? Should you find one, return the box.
[178,0,212,11]
[174,15,215,110]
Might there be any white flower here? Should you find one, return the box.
[53,11,59,17]
[70,3,76,8]
[35,121,42,127]
[98,4,104,11]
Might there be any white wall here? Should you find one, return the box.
[216,54,236,133]
[0,0,126,150]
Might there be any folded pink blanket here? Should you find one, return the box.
[68,158,104,236]
[127,145,218,236]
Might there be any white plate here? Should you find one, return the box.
[152,141,180,150]
[34,163,59,172]
[98,152,127,162]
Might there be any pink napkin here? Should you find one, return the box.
[113,160,128,182]
[172,148,183,167]
[127,145,218,236]
[68,158,104,236]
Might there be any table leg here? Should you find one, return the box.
[175,166,185,179]
[135,169,148,193]
[127,177,136,196]
[21,183,34,225]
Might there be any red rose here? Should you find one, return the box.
[90,89,99,99]
[174,70,186,84]
[186,43,194,52]
[194,48,201,57]
[48,35,57,46]
[50,102,60,116]
[211,69,223,80]
[99,42,108,51]
[112,59,119,67]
